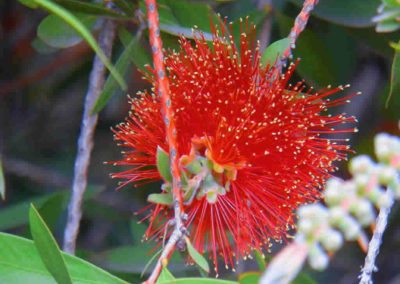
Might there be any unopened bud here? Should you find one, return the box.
[351,199,375,226]
[376,165,397,186]
[349,155,374,175]
[319,228,343,252]
[308,244,329,270]
[339,216,361,240]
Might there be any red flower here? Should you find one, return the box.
[112,27,356,272]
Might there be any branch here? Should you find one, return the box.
[63,19,116,254]
[359,189,395,284]
[278,0,319,69]
[144,0,186,282]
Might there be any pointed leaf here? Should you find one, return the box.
[0,158,5,201]
[387,45,400,107]
[157,267,175,283]
[118,27,151,72]
[157,146,172,182]
[53,0,130,19]
[261,38,290,67]
[185,237,210,273]
[29,204,72,284]
[33,0,127,90]
[38,13,97,48]
[238,272,260,284]
[0,233,129,283]
[92,28,152,113]
[148,193,173,205]
[292,273,317,284]
[254,249,266,271]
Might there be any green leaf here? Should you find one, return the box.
[38,193,66,231]
[0,195,59,231]
[261,38,290,67]
[0,158,5,201]
[291,273,317,284]
[165,0,215,33]
[112,0,135,16]
[254,250,266,271]
[0,186,102,231]
[33,0,127,90]
[18,0,38,8]
[157,267,175,283]
[53,0,130,19]
[0,233,129,284]
[92,28,152,113]
[239,272,260,284]
[387,45,400,107]
[91,245,187,274]
[185,237,210,273]
[29,204,73,284]
[290,0,380,28]
[140,0,217,40]
[118,27,152,72]
[277,14,338,87]
[148,193,173,205]
[159,278,237,284]
[38,13,97,48]
[157,146,172,183]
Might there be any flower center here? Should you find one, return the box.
[161,137,241,204]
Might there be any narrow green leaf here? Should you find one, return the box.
[118,27,151,72]
[157,267,175,283]
[0,233,129,283]
[148,193,173,205]
[157,146,172,183]
[254,250,266,271]
[387,45,400,107]
[159,278,237,284]
[92,29,151,113]
[261,38,290,67]
[0,159,5,201]
[53,0,130,19]
[0,186,102,231]
[292,273,317,284]
[18,0,38,8]
[33,0,127,90]
[185,237,210,273]
[112,0,135,16]
[29,204,72,284]
[238,272,260,284]
[38,13,97,48]
[38,193,66,231]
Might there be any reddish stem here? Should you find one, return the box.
[144,0,185,283]
[280,0,319,64]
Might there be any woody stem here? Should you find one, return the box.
[144,0,185,282]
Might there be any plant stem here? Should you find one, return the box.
[278,0,318,68]
[63,19,116,254]
[144,0,185,282]
[359,189,395,284]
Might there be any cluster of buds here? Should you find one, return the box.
[373,0,400,33]
[295,133,400,270]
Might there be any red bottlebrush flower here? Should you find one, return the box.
[112,26,356,272]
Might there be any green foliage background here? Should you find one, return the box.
[0,0,399,283]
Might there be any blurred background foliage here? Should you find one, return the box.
[0,0,399,283]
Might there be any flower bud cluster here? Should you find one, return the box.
[295,133,400,270]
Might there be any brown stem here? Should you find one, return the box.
[63,19,116,254]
